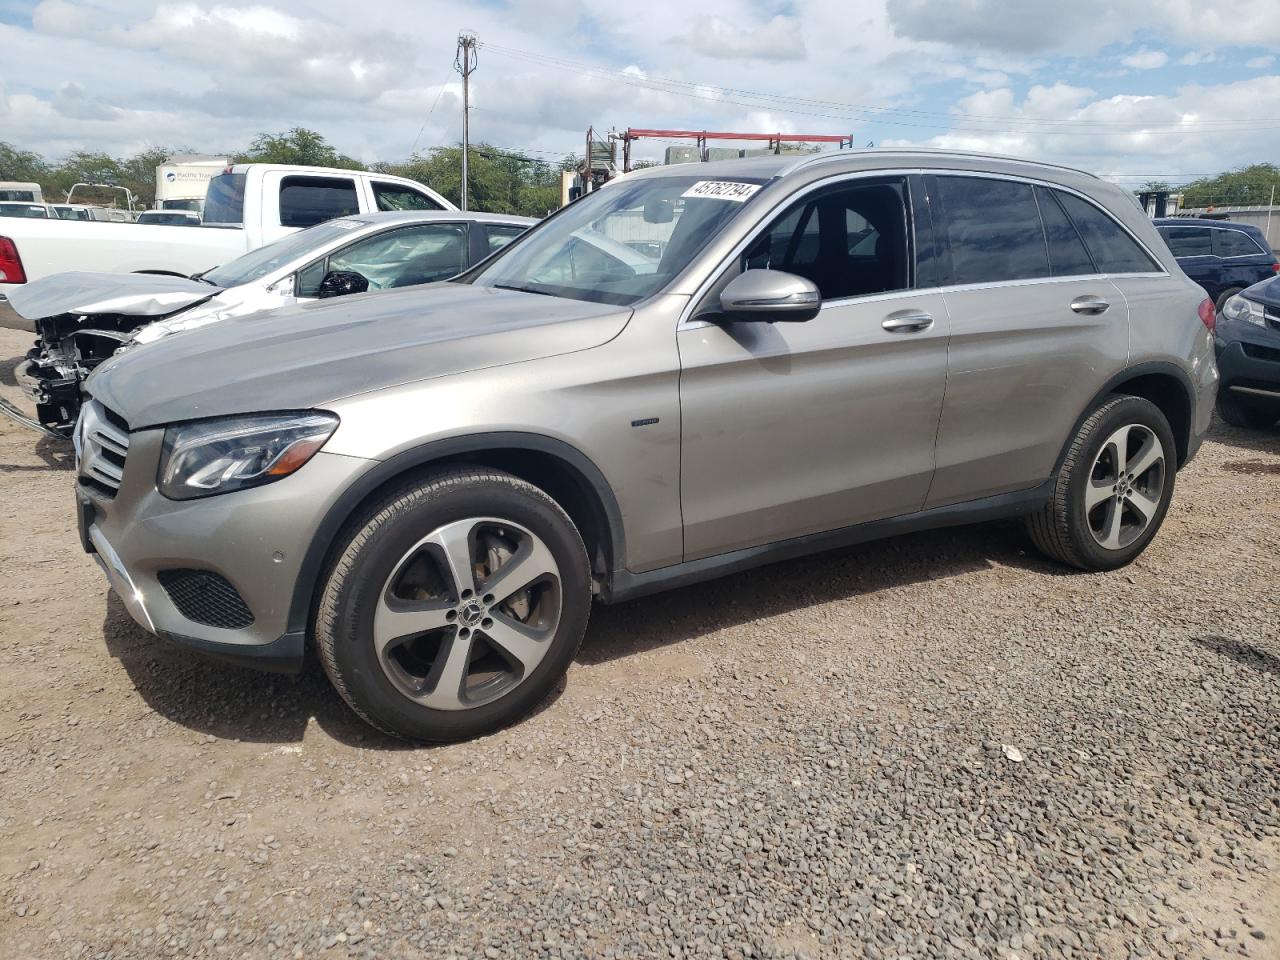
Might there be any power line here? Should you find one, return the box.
[480,42,1280,136]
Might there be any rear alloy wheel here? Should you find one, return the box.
[1026,395,1176,571]
[316,467,590,742]
[1217,391,1279,430]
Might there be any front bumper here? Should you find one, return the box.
[79,424,374,673]
[1215,317,1280,399]
[0,293,34,333]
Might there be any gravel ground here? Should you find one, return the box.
[0,324,1277,960]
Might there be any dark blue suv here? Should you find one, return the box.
[1216,276,1280,428]
[1154,218,1278,312]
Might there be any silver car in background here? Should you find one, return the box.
[10,210,535,432]
[76,149,1217,742]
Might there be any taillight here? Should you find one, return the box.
[1272,261,1279,273]
[1197,297,1215,332]
[0,237,26,284]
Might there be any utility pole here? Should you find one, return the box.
[454,32,478,211]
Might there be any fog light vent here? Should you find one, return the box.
[157,569,254,630]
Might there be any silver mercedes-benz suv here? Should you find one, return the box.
[76,150,1218,741]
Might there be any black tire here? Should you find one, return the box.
[1026,395,1177,571]
[1217,391,1279,430]
[1215,287,1244,314]
[315,466,591,742]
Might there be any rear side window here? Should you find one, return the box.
[1158,226,1211,258]
[1057,193,1159,273]
[1213,228,1264,258]
[1036,187,1095,276]
[372,181,444,211]
[935,176,1049,284]
[279,176,359,228]
[203,173,246,225]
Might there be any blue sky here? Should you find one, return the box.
[1,0,1278,188]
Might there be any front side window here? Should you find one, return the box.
[297,223,469,296]
[203,218,364,287]
[1057,193,1159,273]
[936,176,1049,285]
[468,175,766,305]
[741,180,909,300]
[279,176,359,228]
[372,181,444,212]
[1213,228,1264,258]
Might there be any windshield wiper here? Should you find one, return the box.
[190,269,220,285]
[492,283,557,298]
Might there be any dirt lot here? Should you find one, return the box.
[0,324,1277,960]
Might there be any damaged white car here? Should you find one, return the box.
[11,210,534,434]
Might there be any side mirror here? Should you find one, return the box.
[718,269,821,323]
[317,270,369,299]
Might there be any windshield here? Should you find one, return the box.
[469,174,767,305]
[203,218,365,287]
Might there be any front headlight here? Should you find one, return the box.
[158,411,339,500]
[1221,295,1265,326]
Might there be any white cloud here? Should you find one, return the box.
[886,0,1280,52]
[1246,55,1276,70]
[683,14,806,61]
[0,0,1277,184]
[882,76,1280,184]
[1122,48,1168,70]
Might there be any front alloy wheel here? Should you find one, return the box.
[316,467,591,742]
[373,517,562,710]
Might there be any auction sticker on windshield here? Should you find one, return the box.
[681,181,761,202]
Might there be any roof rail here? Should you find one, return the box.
[783,147,1101,181]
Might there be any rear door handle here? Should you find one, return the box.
[881,311,934,333]
[1070,295,1110,316]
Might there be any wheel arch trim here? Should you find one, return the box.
[286,432,627,637]
[1055,361,1197,473]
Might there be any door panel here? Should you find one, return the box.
[927,278,1128,506]
[678,292,950,560]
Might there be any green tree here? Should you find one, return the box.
[235,127,364,170]
[381,143,560,217]
[0,142,48,183]
[1180,163,1280,208]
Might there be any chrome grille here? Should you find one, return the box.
[76,400,130,497]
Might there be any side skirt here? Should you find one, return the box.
[602,481,1054,604]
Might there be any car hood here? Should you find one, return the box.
[88,283,633,429]
[1243,273,1280,306]
[6,271,221,320]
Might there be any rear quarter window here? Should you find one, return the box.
[1057,193,1160,273]
[203,173,247,225]
[1212,229,1265,258]
[279,176,359,228]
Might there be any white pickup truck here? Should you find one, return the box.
[0,163,454,329]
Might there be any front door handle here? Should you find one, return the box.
[881,311,934,333]
[1070,295,1111,316]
